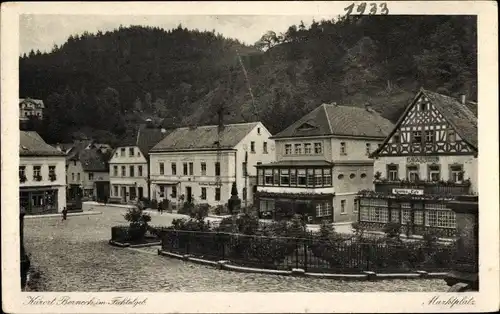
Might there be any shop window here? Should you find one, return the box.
[273,170,279,185]
[297,169,307,186]
[314,169,323,186]
[264,169,273,185]
[323,169,332,185]
[280,169,290,185]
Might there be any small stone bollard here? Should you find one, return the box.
[291,268,305,276]
[363,271,376,281]
[217,260,230,270]
[415,270,428,278]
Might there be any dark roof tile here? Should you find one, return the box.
[20,131,65,157]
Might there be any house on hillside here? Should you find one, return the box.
[254,103,394,224]
[20,131,66,214]
[357,88,478,238]
[66,148,110,202]
[19,98,44,121]
[108,123,167,203]
[149,122,275,208]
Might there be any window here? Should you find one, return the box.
[215,188,221,201]
[338,174,344,180]
[294,143,302,154]
[340,142,347,155]
[360,173,367,179]
[264,169,273,185]
[316,202,332,217]
[215,162,221,176]
[113,166,118,176]
[428,164,440,181]
[407,165,419,182]
[183,163,188,175]
[138,165,143,177]
[263,142,268,154]
[450,165,464,183]
[88,172,94,180]
[49,165,56,177]
[340,200,346,214]
[420,102,427,111]
[258,169,264,185]
[121,166,126,177]
[201,187,207,200]
[365,143,371,155]
[159,163,164,175]
[349,173,356,179]
[304,143,312,154]
[189,162,194,175]
[257,127,261,135]
[242,162,247,176]
[260,199,275,212]
[427,210,456,228]
[273,170,279,185]
[171,163,177,175]
[290,169,297,186]
[387,164,399,181]
[280,169,290,185]
[114,186,118,196]
[314,142,322,154]
[19,166,26,179]
[77,173,81,181]
[72,173,75,181]
[425,130,434,143]
[250,141,256,153]
[171,186,177,198]
[323,169,332,185]
[314,169,323,186]
[412,131,422,143]
[448,129,456,142]
[393,134,400,143]
[297,169,307,186]
[307,169,314,186]
[129,166,134,177]
[129,147,134,157]
[285,144,292,155]
[353,199,358,213]
[120,148,125,157]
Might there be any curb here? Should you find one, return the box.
[25,211,102,219]
[108,240,161,248]
[157,249,450,281]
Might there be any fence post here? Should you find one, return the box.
[221,233,225,260]
[366,244,370,271]
[303,239,308,272]
[186,231,190,254]
[295,239,299,269]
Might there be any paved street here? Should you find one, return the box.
[25,206,450,292]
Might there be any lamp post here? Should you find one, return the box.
[20,207,30,289]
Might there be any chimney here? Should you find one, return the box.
[460,94,467,104]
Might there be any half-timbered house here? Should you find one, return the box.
[357,88,478,238]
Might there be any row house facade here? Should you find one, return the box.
[108,123,167,203]
[66,147,110,202]
[357,88,478,238]
[149,122,275,208]
[255,103,394,224]
[20,131,66,214]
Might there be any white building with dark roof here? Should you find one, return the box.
[20,131,67,214]
[19,98,45,121]
[149,122,275,208]
[255,103,394,224]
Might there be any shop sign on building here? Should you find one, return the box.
[392,188,424,196]
[406,156,439,163]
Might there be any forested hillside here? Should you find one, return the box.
[19,16,477,145]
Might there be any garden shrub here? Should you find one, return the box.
[383,222,402,240]
[123,206,151,242]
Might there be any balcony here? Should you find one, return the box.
[373,179,472,196]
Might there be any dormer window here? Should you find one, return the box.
[297,122,316,131]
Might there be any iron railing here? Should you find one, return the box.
[160,230,455,274]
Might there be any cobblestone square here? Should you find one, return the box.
[24,206,450,292]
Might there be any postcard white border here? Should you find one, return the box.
[2,1,499,313]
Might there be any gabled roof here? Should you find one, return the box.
[66,140,94,160]
[78,149,108,172]
[151,122,260,152]
[117,124,168,156]
[20,131,65,157]
[372,88,478,156]
[20,98,45,108]
[272,103,394,139]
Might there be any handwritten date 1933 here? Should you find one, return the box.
[344,2,389,16]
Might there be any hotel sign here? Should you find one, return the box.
[392,188,424,196]
[406,156,439,163]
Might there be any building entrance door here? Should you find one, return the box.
[121,187,127,202]
[138,187,144,199]
[186,186,192,203]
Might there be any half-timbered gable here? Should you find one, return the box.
[375,89,477,157]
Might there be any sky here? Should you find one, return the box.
[19,15,338,55]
